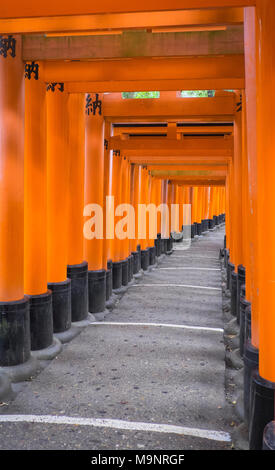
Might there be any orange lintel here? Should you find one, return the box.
[42,55,244,84]
[0,1,255,19]
[66,78,245,93]
[0,8,243,34]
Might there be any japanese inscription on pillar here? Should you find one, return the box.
[85,93,102,116]
[46,82,64,92]
[25,62,39,80]
[236,94,242,113]
[0,35,16,58]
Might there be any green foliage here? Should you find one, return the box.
[122,91,160,99]
[180,90,215,97]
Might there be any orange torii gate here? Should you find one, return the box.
[1,0,275,451]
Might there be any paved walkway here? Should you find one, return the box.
[0,227,233,450]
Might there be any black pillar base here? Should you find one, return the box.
[245,304,252,343]
[0,296,30,367]
[128,255,134,282]
[191,224,195,239]
[137,245,141,271]
[240,296,251,357]
[67,261,88,322]
[88,269,106,313]
[106,269,112,301]
[237,265,246,323]
[213,215,218,226]
[162,238,170,254]
[149,246,156,266]
[141,248,150,271]
[230,271,238,317]
[106,260,113,300]
[47,279,72,334]
[208,218,215,230]
[121,259,128,286]
[132,251,139,275]
[201,219,208,233]
[243,340,259,425]
[167,237,173,252]
[160,238,166,254]
[249,371,275,450]
[227,261,235,290]
[263,421,275,450]
[224,249,229,269]
[112,261,122,290]
[196,223,202,236]
[29,290,53,351]
[154,238,161,257]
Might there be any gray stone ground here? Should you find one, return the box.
[0,227,235,450]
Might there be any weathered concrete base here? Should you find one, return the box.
[92,309,110,321]
[54,325,82,344]
[105,294,118,310]
[0,355,41,384]
[72,312,96,327]
[31,337,63,361]
[231,423,249,450]
[113,285,128,296]
[224,317,239,336]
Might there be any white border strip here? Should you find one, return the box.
[131,284,221,291]
[0,414,231,443]
[159,267,220,271]
[88,321,223,333]
[171,256,219,260]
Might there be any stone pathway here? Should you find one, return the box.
[0,227,233,450]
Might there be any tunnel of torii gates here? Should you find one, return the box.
[0,0,275,450]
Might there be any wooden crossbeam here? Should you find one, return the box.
[103,94,236,119]
[23,27,243,61]
[0,8,243,34]
[109,135,233,151]
[42,55,244,85]
[0,1,255,20]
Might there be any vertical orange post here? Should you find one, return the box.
[139,168,150,269]
[147,175,158,263]
[232,92,244,271]
[119,155,131,286]
[0,36,25,303]
[0,35,31,367]
[103,122,113,270]
[244,6,259,348]
[103,123,116,301]
[111,151,123,290]
[178,186,184,232]
[24,62,55,352]
[66,93,88,322]
[47,86,73,337]
[255,1,275,380]
[84,93,106,313]
[67,94,85,267]
[244,1,275,450]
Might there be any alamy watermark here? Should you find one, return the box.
[83,197,191,244]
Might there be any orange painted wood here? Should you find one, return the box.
[0,8,244,34]
[24,62,48,295]
[254,0,275,381]
[0,36,25,301]
[83,93,105,271]
[43,55,244,84]
[67,93,85,267]
[0,1,254,20]
[244,6,258,348]
[46,89,69,283]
